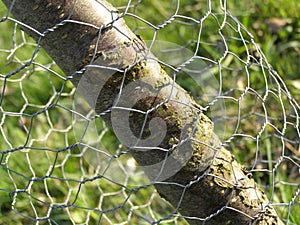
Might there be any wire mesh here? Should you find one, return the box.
[0,0,299,224]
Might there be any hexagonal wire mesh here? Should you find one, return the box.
[0,0,299,224]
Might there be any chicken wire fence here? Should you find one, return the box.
[0,0,299,225]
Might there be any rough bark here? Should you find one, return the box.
[1,0,284,224]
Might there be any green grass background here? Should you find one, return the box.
[0,0,299,224]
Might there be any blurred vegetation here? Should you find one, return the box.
[0,0,299,224]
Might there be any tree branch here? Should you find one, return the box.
[1,0,283,224]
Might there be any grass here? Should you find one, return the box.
[1,0,300,224]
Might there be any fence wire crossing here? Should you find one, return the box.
[0,0,299,225]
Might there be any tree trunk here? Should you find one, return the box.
[1,0,284,224]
